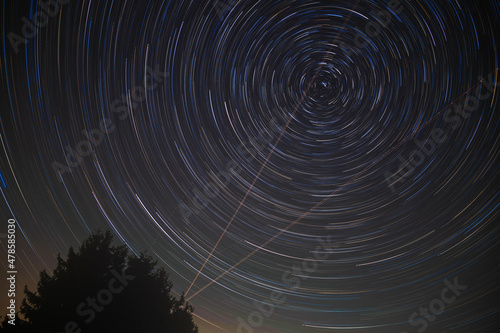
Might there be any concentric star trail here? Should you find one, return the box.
[1,0,499,332]
[186,67,499,301]
[185,0,362,298]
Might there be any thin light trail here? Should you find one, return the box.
[185,67,499,301]
[184,0,362,297]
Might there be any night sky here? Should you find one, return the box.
[1,0,499,332]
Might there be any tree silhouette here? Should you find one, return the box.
[0,230,198,333]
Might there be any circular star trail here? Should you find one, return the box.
[1,0,499,332]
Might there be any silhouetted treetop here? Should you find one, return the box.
[1,229,198,333]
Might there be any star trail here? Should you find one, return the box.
[0,0,499,332]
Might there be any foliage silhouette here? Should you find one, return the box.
[0,230,199,333]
